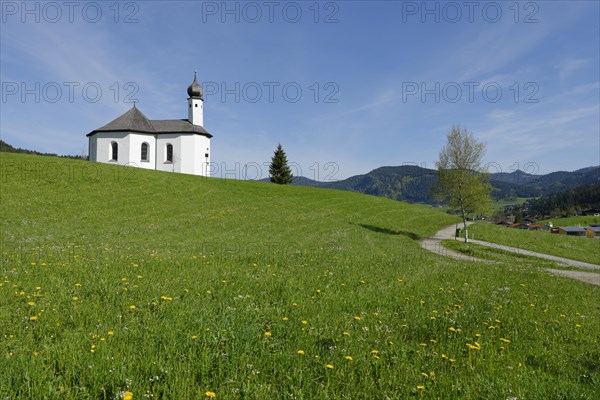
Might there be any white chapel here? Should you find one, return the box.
[87,72,212,176]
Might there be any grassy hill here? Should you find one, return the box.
[1,153,599,399]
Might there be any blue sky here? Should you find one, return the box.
[1,0,598,180]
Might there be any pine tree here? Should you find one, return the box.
[269,144,293,184]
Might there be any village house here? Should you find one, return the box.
[557,226,587,237]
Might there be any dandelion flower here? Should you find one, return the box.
[29,316,38,321]
[28,301,35,306]
[342,331,350,336]
[417,385,425,390]
[129,305,136,310]
[297,350,305,356]
[500,338,511,343]
[282,316,289,321]
[326,364,334,369]
[345,356,353,361]
[264,331,272,337]
[448,326,456,332]
[205,391,216,398]
[301,320,308,325]
[354,316,361,321]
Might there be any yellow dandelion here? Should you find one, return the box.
[371,349,379,354]
[354,316,361,321]
[297,350,305,355]
[282,316,289,321]
[301,320,308,325]
[417,385,425,390]
[29,316,38,321]
[421,372,429,378]
[72,296,78,301]
[419,343,427,348]
[326,364,334,369]
[448,326,456,332]
[191,335,198,340]
[264,331,272,337]
[342,331,350,336]
[205,391,216,398]
[345,355,353,361]
[129,305,136,310]
[27,301,35,306]
[108,331,114,336]
[499,338,511,343]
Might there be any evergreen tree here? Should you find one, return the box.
[269,144,293,184]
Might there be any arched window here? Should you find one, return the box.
[166,143,173,162]
[141,142,149,161]
[111,142,118,161]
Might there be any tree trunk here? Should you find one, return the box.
[463,217,469,243]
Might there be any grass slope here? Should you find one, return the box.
[468,223,600,265]
[538,215,600,227]
[1,153,599,399]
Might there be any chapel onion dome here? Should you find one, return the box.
[187,71,203,99]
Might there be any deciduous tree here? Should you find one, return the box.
[436,126,491,242]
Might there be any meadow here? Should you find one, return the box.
[538,215,600,227]
[1,153,599,399]
[467,223,600,265]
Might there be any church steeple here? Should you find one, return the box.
[187,70,204,126]
[187,70,203,99]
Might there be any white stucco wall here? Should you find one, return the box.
[156,134,182,173]
[89,132,130,165]
[89,132,211,176]
[127,133,156,170]
[188,98,204,126]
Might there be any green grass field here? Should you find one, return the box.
[538,215,600,227]
[467,223,600,265]
[490,197,531,212]
[1,153,599,399]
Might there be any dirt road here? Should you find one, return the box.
[421,223,600,286]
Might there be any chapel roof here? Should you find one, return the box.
[87,105,212,138]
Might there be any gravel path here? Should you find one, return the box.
[421,223,600,286]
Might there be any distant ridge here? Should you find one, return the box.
[0,140,85,159]
[285,165,599,204]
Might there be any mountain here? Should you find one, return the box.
[288,165,600,204]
